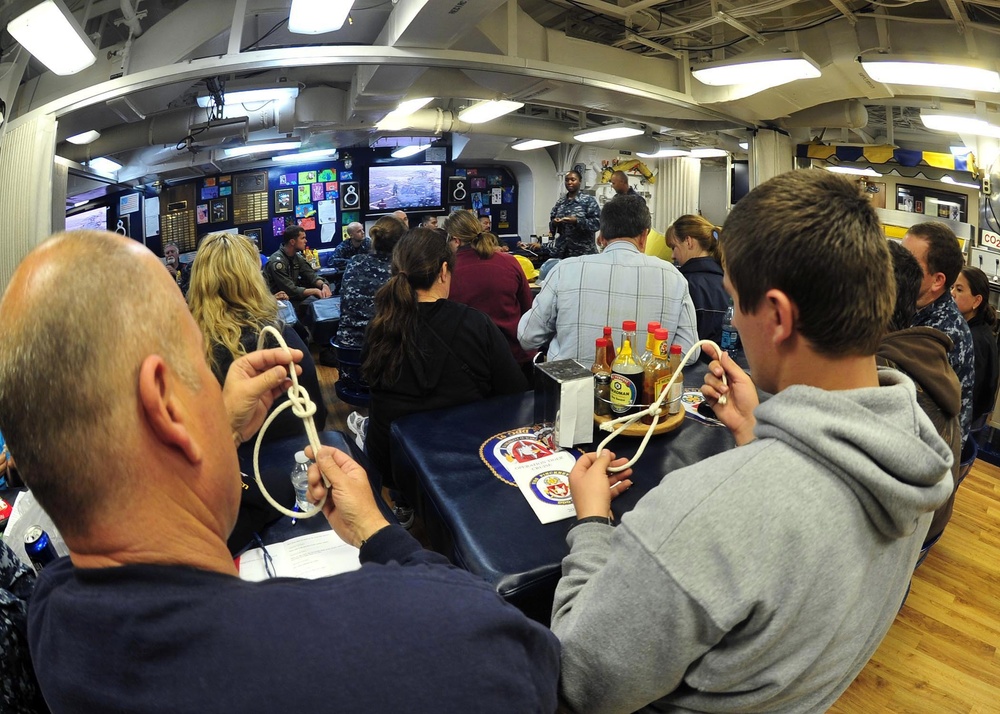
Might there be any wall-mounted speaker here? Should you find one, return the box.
[448,176,468,203]
[340,181,360,210]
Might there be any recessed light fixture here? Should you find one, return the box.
[825,165,880,177]
[289,0,355,34]
[457,100,524,124]
[860,58,1000,93]
[86,157,122,174]
[223,140,302,158]
[66,130,102,145]
[197,86,299,108]
[574,123,644,143]
[691,148,729,158]
[921,111,1000,139]
[271,148,339,163]
[691,52,820,87]
[511,139,559,151]
[391,144,432,158]
[6,0,97,76]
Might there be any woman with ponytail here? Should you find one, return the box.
[446,210,536,375]
[667,214,728,346]
[362,228,527,509]
[952,266,999,422]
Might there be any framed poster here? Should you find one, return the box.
[210,198,228,223]
[274,188,294,213]
[244,227,262,245]
[196,204,209,224]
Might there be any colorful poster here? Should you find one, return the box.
[196,204,209,224]
[471,177,486,190]
[201,186,218,200]
[295,203,316,218]
[298,171,317,184]
[279,173,297,186]
[325,181,338,192]
[271,216,286,236]
[311,183,325,201]
[297,217,316,230]
[219,186,232,196]
[219,175,231,185]
[342,211,360,224]
[325,190,339,201]
[488,174,503,187]
[297,185,311,204]
[491,187,502,205]
[318,169,336,182]
[471,192,483,211]
[119,193,139,215]
[502,186,515,202]
[204,177,216,187]
[340,170,354,181]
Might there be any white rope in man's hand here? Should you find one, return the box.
[599,339,726,474]
[251,325,329,519]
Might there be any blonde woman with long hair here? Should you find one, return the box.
[445,210,535,375]
[188,231,326,439]
[667,214,727,347]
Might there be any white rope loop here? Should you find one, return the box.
[250,325,328,519]
[600,339,726,473]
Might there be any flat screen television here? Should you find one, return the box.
[65,205,109,232]
[367,164,443,212]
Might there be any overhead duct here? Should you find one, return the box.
[56,105,278,162]
[779,100,868,129]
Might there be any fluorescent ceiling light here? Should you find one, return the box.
[941,175,980,190]
[86,157,122,174]
[950,145,972,156]
[574,123,644,143]
[637,147,690,158]
[271,148,339,163]
[289,0,355,34]
[73,200,89,207]
[739,142,749,151]
[860,59,1000,93]
[825,165,880,177]
[691,148,729,158]
[921,111,1000,139]
[691,52,820,87]
[457,100,524,124]
[7,0,97,76]
[377,97,434,131]
[197,86,299,108]
[391,144,431,158]
[223,140,302,158]
[511,139,559,151]
[66,130,101,145]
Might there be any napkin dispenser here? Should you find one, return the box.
[534,359,594,448]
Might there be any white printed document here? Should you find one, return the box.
[237,530,361,581]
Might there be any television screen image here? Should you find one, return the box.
[65,206,108,232]
[368,164,442,211]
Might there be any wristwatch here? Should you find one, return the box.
[569,515,614,530]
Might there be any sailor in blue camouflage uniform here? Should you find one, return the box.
[520,171,601,261]
[1,539,45,712]
[335,216,407,348]
[329,222,371,271]
[264,225,332,327]
[903,223,975,440]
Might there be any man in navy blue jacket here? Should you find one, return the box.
[0,230,560,714]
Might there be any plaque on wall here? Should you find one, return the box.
[235,171,268,195]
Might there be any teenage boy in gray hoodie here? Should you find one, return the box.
[551,169,954,714]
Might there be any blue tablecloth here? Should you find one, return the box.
[389,364,736,623]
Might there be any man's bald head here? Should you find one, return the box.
[0,230,197,537]
[392,210,409,227]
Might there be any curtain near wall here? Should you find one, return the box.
[0,114,57,292]
[652,156,701,231]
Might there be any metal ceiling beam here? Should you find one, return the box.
[624,31,684,59]
[715,10,766,44]
[827,0,857,26]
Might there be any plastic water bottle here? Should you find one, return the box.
[720,298,741,359]
[290,451,311,511]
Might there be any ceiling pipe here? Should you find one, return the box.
[56,104,279,162]
[119,0,143,37]
[778,100,868,129]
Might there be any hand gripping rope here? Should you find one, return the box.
[599,339,726,474]
[251,326,329,519]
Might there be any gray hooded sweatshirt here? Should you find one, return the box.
[552,370,953,714]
